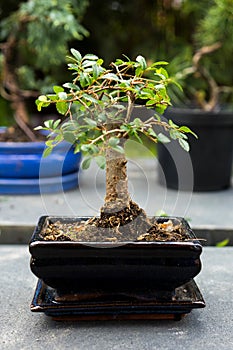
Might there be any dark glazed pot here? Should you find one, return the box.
[29,216,203,299]
[158,107,233,191]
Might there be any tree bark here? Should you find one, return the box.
[104,145,131,211]
[102,120,131,213]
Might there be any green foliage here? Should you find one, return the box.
[0,0,89,93]
[167,0,233,109]
[36,50,193,167]
[216,238,230,247]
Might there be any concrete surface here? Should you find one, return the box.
[0,159,233,229]
[0,246,233,350]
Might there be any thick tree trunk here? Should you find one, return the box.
[101,119,131,213]
[104,145,131,212]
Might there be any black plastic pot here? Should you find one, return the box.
[158,108,233,191]
[29,216,203,298]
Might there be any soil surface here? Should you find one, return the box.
[40,201,191,242]
[0,126,45,142]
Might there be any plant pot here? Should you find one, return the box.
[157,107,233,191]
[29,216,203,295]
[0,138,82,194]
[29,215,205,320]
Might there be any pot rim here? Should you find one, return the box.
[29,215,203,249]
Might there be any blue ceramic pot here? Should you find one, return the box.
[0,130,81,193]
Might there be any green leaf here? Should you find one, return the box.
[83,94,99,104]
[81,144,90,152]
[95,155,105,169]
[56,101,68,115]
[178,126,198,138]
[44,120,54,128]
[112,145,125,154]
[147,128,157,138]
[135,67,143,77]
[151,61,169,67]
[63,83,80,91]
[157,133,170,144]
[82,60,97,68]
[84,118,97,127]
[155,209,168,217]
[53,86,64,94]
[70,48,82,62]
[108,137,119,147]
[136,55,147,70]
[53,119,61,129]
[38,95,48,102]
[83,54,99,60]
[169,129,181,140]
[93,64,103,79]
[82,157,92,170]
[43,147,53,158]
[103,73,119,81]
[169,119,179,128]
[58,92,67,100]
[216,238,229,247]
[178,138,190,152]
[63,131,76,144]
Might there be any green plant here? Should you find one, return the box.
[36,49,195,214]
[0,0,89,139]
[168,0,233,111]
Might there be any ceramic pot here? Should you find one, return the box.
[158,107,233,191]
[0,136,81,194]
[29,216,203,299]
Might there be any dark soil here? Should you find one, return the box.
[0,125,46,142]
[40,201,191,242]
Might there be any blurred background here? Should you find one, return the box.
[1,0,232,124]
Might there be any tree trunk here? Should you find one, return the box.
[104,144,131,212]
[100,120,130,213]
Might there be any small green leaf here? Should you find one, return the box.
[178,138,190,152]
[56,101,68,115]
[157,133,170,144]
[169,129,181,140]
[43,147,53,158]
[84,118,97,127]
[83,54,99,60]
[95,155,106,169]
[63,131,76,144]
[103,73,119,81]
[82,157,92,170]
[44,120,54,128]
[136,55,147,70]
[38,95,48,102]
[155,209,168,217]
[70,48,82,62]
[147,128,157,138]
[169,119,179,128]
[58,92,67,100]
[108,137,119,147]
[178,126,198,138]
[112,145,125,154]
[63,83,80,91]
[53,86,64,94]
[53,119,61,129]
[216,238,229,247]
[82,60,97,68]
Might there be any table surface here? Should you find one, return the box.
[0,245,233,350]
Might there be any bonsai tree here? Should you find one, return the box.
[0,0,89,140]
[168,0,233,111]
[36,50,195,240]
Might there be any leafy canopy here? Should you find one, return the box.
[36,50,196,166]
